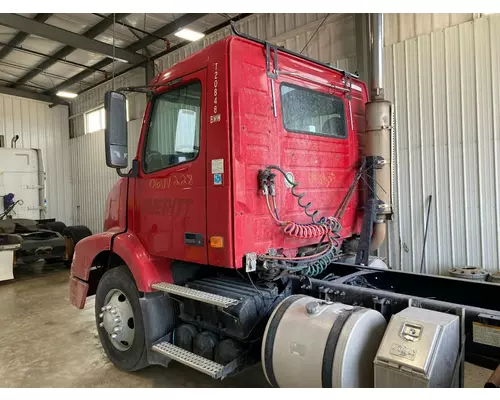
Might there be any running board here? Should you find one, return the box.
[152,341,225,379]
[151,282,239,308]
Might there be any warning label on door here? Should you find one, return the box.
[473,322,500,348]
[211,159,224,174]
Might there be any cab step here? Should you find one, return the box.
[151,282,239,308]
[152,341,225,379]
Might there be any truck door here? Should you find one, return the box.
[134,69,207,264]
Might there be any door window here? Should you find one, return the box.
[143,81,202,173]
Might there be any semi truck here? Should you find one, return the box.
[69,17,500,388]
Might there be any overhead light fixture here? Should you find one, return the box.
[113,57,129,64]
[56,91,78,99]
[174,28,205,42]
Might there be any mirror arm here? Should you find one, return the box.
[116,159,139,178]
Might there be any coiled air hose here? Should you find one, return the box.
[258,162,366,277]
[262,165,327,224]
[258,236,338,277]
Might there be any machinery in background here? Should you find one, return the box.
[0,146,91,281]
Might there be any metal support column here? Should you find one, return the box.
[355,156,382,266]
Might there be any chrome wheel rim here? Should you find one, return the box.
[99,289,135,351]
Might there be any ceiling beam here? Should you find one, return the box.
[10,13,131,88]
[0,40,108,74]
[44,13,208,95]
[0,13,53,61]
[43,59,116,95]
[93,13,165,42]
[0,86,67,106]
[151,14,252,63]
[0,77,49,91]
[76,13,253,96]
[126,13,207,53]
[0,13,146,64]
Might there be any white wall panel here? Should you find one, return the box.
[69,69,146,138]
[384,13,473,46]
[379,15,500,275]
[0,94,72,225]
[69,119,142,233]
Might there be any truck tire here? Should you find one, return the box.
[62,225,92,243]
[62,225,92,266]
[45,221,67,234]
[95,266,149,372]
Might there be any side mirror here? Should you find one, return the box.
[104,91,128,169]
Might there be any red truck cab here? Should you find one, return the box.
[70,34,369,310]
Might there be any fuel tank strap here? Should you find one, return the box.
[263,295,307,388]
[321,307,361,388]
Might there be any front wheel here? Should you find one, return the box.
[95,266,149,371]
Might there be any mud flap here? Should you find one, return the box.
[139,291,178,368]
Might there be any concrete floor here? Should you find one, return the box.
[0,266,494,388]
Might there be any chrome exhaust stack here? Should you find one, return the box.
[365,13,393,250]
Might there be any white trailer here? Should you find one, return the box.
[0,144,91,282]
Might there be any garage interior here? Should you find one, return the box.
[1,12,500,388]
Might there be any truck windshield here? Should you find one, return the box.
[280,83,347,138]
[143,81,202,173]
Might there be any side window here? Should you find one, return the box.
[143,81,202,173]
[85,101,129,134]
[280,83,347,138]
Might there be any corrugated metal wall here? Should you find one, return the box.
[69,119,142,233]
[384,13,473,46]
[379,14,500,275]
[69,69,146,138]
[0,94,72,224]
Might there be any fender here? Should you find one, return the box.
[71,230,116,281]
[69,229,173,309]
[69,230,116,309]
[112,231,173,292]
